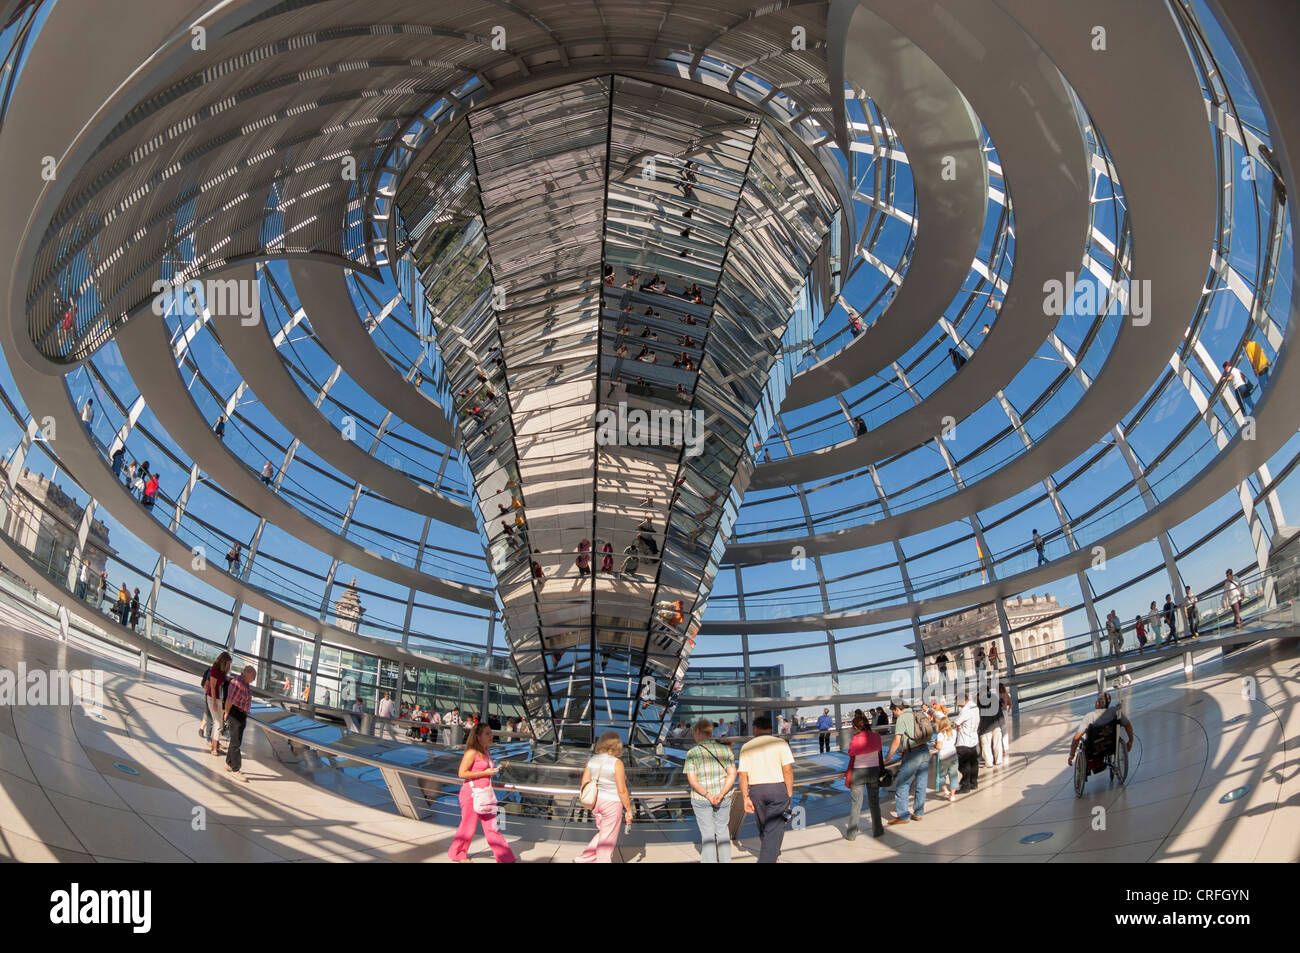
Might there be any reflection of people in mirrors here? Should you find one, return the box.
[657,599,685,628]
[621,544,640,577]
[637,515,659,556]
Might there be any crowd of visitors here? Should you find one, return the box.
[349,694,528,746]
[71,555,143,633]
[933,566,1244,675]
[1108,570,1244,655]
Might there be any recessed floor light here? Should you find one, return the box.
[112,762,139,775]
[1219,786,1250,803]
[1020,832,1053,844]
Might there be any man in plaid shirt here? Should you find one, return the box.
[223,664,257,782]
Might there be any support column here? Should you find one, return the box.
[144,555,166,648]
[2,418,39,505]
[1112,422,1184,597]
[992,598,1018,734]
[401,517,433,651]
[778,419,842,742]
[1076,571,1106,693]
[733,565,754,733]
[63,497,96,593]
[309,559,342,713]
[480,613,496,720]
[226,437,303,646]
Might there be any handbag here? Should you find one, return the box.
[877,764,895,788]
[579,755,606,809]
[470,760,498,816]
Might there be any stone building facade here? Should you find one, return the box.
[1,465,113,582]
[919,594,1066,678]
[332,577,365,633]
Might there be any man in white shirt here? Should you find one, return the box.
[1222,360,1255,412]
[738,715,794,863]
[954,695,981,793]
[80,398,95,437]
[445,707,463,746]
[376,693,394,719]
[1222,569,1243,628]
[715,720,730,738]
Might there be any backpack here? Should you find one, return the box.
[906,709,933,750]
[200,669,229,702]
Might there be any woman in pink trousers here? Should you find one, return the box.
[575,731,634,862]
[448,723,516,862]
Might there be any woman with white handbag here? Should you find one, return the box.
[448,723,516,863]
[575,732,634,862]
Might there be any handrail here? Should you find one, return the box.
[248,702,849,800]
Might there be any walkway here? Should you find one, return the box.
[1,616,1293,862]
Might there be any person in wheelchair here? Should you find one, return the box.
[1067,692,1135,770]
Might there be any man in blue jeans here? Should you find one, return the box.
[816,708,834,753]
[684,720,738,862]
[885,699,931,824]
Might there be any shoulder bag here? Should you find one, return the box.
[578,756,603,809]
[470,758,498,816]
[702,743,733,798]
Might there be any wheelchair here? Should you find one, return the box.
[1073,720,1129,797]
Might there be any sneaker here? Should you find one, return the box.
[887,817,909,825]
[912,815,923,821]
[844,831,858,841]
